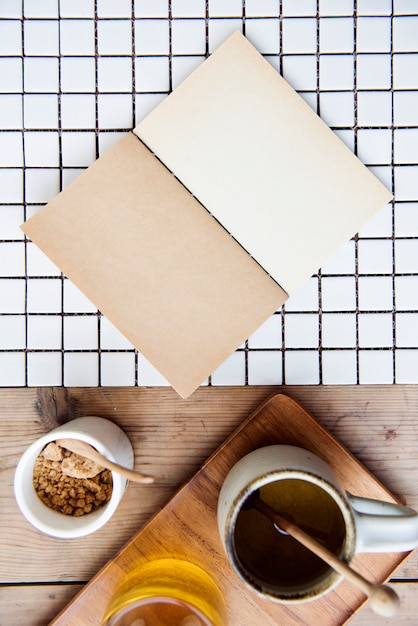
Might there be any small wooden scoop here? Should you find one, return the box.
[247,494,400,618]
[56,438,154,484]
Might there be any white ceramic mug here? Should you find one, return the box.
[14,416,134,539]
[217,445,418,603]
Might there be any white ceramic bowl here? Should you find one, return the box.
[14,416,134,539]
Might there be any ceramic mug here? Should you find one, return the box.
[14,416,134,539]
[217,444,418,603]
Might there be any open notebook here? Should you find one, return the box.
[21,32,391,398]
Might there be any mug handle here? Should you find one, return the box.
[348,494,418,553]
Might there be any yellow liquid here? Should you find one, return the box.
[234,479,346,589]
[102,559,226,626]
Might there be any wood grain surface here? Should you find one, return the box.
[0,385,417,625]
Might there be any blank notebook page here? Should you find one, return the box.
[135,32,392,296]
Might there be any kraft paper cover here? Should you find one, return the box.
[21,134,287,398]
[135,32,392,295]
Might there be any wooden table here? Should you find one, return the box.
[1,386,417,625]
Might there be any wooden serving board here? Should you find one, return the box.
[50,394,411,626]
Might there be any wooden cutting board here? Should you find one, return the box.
[50,394,411,626]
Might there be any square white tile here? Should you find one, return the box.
[0,242,25,277]
[171,19,206,55]
[0,132,23,167]
[97,94,133,129]
[395,276,418,311]
[27,278,62,313]
[357,53,391,89]
[282,0,317,16]
[208,0,243,17]
[100,353,136,386]
[394,129,418,164]
[319,0,354,16]
[395,166,418,201]
[61,132,96,168]
[63,279,97,313]
[393,54,418,89]
[135,19,170,55]
[0,170,23,203]
[357,129,392,165]
[321,313,357,348]
[320,17,354,53]
[63,352,99,386]
[63,315,98,350]
[59,0,94,17]
[61,57,96,93]
[171,0,206,18]
[0,315,26,349]
[395,203,418,237]
[0,279,26,313]
[395,239,418,273]
[321,240,356,275]
[356,17,391,52]
[0,95,23,129]
[0,19,22,56]
[357,239,393,274]
[247,0,280,16]
[24,131,59,167]
[396,313,418,347]
[394,91,418,125]
[321,350,357,384]
[0,58,22,92]
[358,313,393,347]
[24,0,58,18]
[27,314,62,349]
[358,276,393,311]
[357,91,392,127]
[0,206,24,240]
[319,55,354,90]
[284,314,319,348]
[60,94,96,129]
[134,0,168,18]
[247,351,282,385]
[358,349,393,383]
[60,19,95,56]
[23,19,59,56]
[395,350,418,384]
[23,94,59,129]
[97,0,132,18]
[284,350,320,384]
[320,92,354,127]
[27,352,62,386]
[97,19,133,55]
[25,169,60,203]
[98,57,133,93]
[135,56,170,92]
[0,353,26,386]
[282,18,317,53]
[357,0,392,16]
[393,16,418,51]
[24,57,59,93]
[321,276,356,311]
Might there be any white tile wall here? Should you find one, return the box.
[1,3,417,388]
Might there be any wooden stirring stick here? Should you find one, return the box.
[249,495,399,617]
[57,438,154,484]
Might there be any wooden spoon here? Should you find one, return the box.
[56,438,154,484]
[249,494,400,618]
